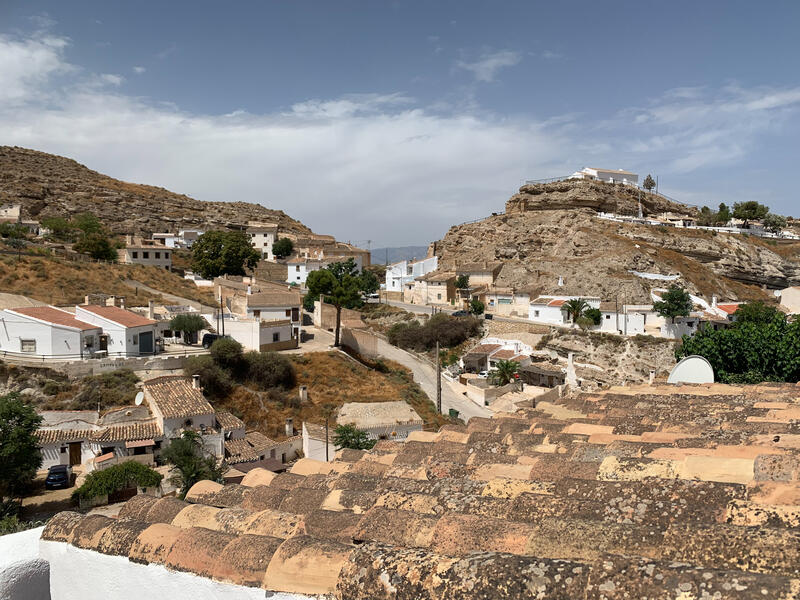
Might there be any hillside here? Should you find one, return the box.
[434,180,800,303]
[0,146,312,235]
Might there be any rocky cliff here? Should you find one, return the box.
[435,180,800,303]
[0,146,311,235]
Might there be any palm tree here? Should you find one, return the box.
[490,359,519,385]
[563,298,589,324]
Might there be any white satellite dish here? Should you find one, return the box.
[667,355,714,385]
[134,391,144,406]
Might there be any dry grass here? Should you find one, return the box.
[0,250,214,306]
[212,351,446,440]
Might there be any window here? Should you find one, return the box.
[296,276,301,280]
[273,332,280,342]
[534,310,540,318]
[295,265,300,272]
[155,252,160,259]
[133,334,139,345]
[60,446,67,454]
[605,314,611,319]
[164,252,169,259]
[437,293,442,300]
[270,448,276,459]
[20,339,36,353]
[281,453,286,463]
[142,251,149,259]
[285,309,291,317]
[132,251,138,259]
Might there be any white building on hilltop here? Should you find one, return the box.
[385,256,438,298]
[570,167,639,186]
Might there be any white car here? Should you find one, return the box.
[477,370,489,378]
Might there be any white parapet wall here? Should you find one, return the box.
[0,526,50,600]
[40,540,313,600]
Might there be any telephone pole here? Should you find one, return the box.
[435,340,442,414]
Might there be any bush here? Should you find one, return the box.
[243,351,296,390]
[210,337,244,374]
[71,370,139,410]
[388,314,482,351]
[185,355,233,399]
[576,316,594,330]
[72,461,162,501]
[584,308,602,326]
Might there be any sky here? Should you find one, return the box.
[1,1,799,247]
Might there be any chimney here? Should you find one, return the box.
[84,295,90,305]
[147,299,155,320]
[285,417,294,437]
[558,276,564,287]
[192,374,200,390]
[649,370,656,385]
[711,295,717,308]
[105,295,115,307]
[119,296,125,310]
[247,284,252,295]
[298,386,308,403]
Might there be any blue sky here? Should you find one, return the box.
[1,1,799,246]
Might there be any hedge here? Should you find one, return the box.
[72,460,163,501]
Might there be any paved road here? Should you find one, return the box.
[309,326,488,422]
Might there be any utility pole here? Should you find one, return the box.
[435,340,442,414]
[219,295,225,337]
[325,415,330,462]
[615,295,619,333]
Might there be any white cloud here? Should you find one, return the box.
[456,50,521,83]
[133,66,146,74]
[2,30,800,243]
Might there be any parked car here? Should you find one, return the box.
[477,370,489,379]
[484,313,493,320]
[201,333,229,349]
[451,310,470,317]
[45,465,73,490]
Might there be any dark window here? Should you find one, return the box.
[272,332,279,342]
[132,251,138,259]
[285,309,291,317]
[142,252,149,259]
[164,252,169,259]
[155,252,160,259]
[60,446,67,454]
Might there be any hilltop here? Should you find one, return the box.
[0,146,312,235]
[434,179,800,303]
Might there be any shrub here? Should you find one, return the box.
[210,337,245,374]
[244,351,296,390]
[72,461,162,501]
[388,314,481,351]
[584,308,602,326]
[71,370,139,410]
[185,355,233,399]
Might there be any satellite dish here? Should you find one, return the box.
[667,355,714,385]
[134,392,144,406]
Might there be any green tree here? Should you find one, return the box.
[72,461,162,502]
[732,201,769,228]
[0,393,42,502]
[490,359,519,385]
[762,213,788,234]
[40,216,74,241]
[169,313,207,343]
[161,431,225,498]
[733,301,780,325]
[184,355,233,399]
[643,174,656,191]
[358,270,380,296]
[653,285,692,324]
[210,337,245,374]
[333,424,376,450]
[584,307,602,325]
[72,212,104,236]
[697,206,717,227]
[191,231,260,279]
[717,203,731,224]
[74,232,118,261]
[454,274,470,290]
[563,298,589,324]
[469,298,485,315]
[272,237,294,259]
[305,259,365,347]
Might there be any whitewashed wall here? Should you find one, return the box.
[0,527,49,600]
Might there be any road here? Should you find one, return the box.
[309,326,488,422]
[382,298,535,326]
[123,280,215,312]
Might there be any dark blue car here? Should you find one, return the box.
[45,465,73,490]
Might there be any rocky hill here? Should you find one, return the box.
[0,146,311,235]
[434,180,800,303]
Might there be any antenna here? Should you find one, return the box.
[134,391,144,406]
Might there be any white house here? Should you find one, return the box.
[528,296,601,326]
[597,302,651,335]
[37,411,99,469]
[247,223,278,260]
[336,401,423,441]
[75,305,159,356]
[286,256,364,286]
[177,229,204,248]
[0,306,103,358]
[302,421,337,462]
[151,233,180,248]
[216,277,303,340]
[385,256,438,298]
[570,167,639,186]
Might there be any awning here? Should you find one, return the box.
[95,452,114,463]
[125,439,155,449]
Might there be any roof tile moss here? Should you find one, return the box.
[725,499,800,527]
[184,480,223,504]
[268,472,306,490]
[336,448,367,462]
[206,483,251,508]
[143,497,189,524]
[240,485,289,511]
[262,535,353,596]
[277,486,328,515]
[212,533,283,588]
[171,504,222,529]
[320,489,379,514]
[301,509,362,543]
[353,507,438,548]
[118,494,159,521]
[164,527,237,578]
[70,514,114,550]
[128,523,182,564]
[432,514,535,555]
[330,472,382,492]
[41,511,85,543]
[95,519,150,556]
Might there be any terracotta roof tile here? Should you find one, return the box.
[37,428,94,444]
[89,420,160,442]
[215,411,245,431]
[9,306,99,331]
[145,376,214,420]
[78,304,157,327]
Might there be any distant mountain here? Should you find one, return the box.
[371,246,430,264]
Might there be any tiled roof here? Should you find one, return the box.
[465,343,502,356]
[145,376,214,420]
[89,420,161,442]
[337,402,422,429]
[490,349,518,360]
[716,303,740,315]
[247,290,301,307]
[42,382,800,598]
[303,422,329,441]
[215,412,245,431]
[37,428,95,445]
[547,299,566,307]
[78,305,157,327]
[225,432,278,463]
[9,306,99,331]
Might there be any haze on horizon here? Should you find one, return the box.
[1,1,799,247]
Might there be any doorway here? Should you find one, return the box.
[139,330,154,354]
[68,442,81,466]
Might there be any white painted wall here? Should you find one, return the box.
[302,423,336,462]
[598,310,647,335]
[75,307,159,356]
[249,230,276,260]
[385,257,438,293]
[528,304,567,325]
[0,311,102,358]
[287,257,363,286]
[0,527,49,600]
[41,541,311,600]
[40,441,94,470]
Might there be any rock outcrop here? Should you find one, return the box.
[0,146,311,235]
[435,181,800,302]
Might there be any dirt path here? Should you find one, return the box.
[123,279,215,312]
